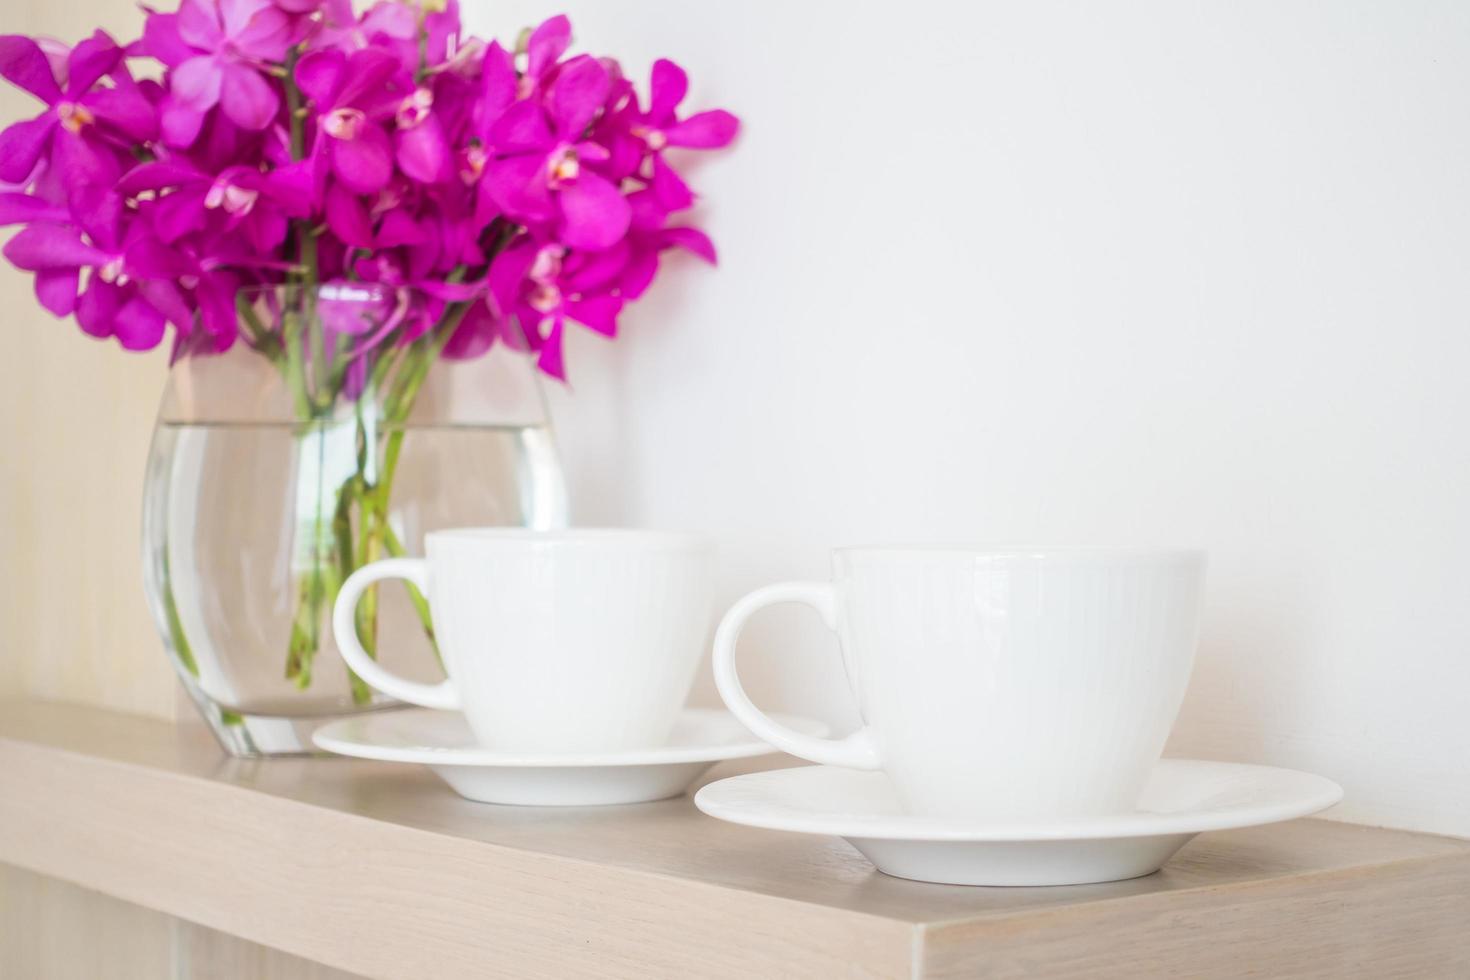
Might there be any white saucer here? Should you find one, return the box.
[695,759,1343,886]
[313,707,826,806]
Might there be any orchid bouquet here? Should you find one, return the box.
[0,1,737,701]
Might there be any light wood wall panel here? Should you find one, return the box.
[0,864,365,980]
[0,0,177,719]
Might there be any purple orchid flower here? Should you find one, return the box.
[143,0,297,142]
[117,158,309,254]
[459,40,517,223]
[0,32,131,186]
[393,83,452,184]
[486,236,623,379]
[518,15,570,99]
[0,8,738,376]
[623,58,739,211]
[611,188,719,301]
[3,212,193,349]
[343,0,458,74]
[485,54,631,251]
[296,46,403,196]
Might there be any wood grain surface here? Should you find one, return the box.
[0,701,1466,978]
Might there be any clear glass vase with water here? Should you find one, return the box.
[141,285,567,756]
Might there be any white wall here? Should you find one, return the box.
[469,0,1470,836]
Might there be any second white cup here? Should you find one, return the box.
[334,528,714,753]
[713,547,1205,819]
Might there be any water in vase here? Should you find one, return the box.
[142,418,566,750]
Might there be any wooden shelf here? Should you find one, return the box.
[0,701,1466,979]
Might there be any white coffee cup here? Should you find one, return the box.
[713,547,1205,819]
[334,528,714,753]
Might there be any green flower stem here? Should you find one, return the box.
[235,294,282,361]
[286,422,332,689]
[282,313,313,420]
[349,502,381,705]
[379,518,439,666]
[277,274,475,700]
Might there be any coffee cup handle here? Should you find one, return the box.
[332,558,460,711]
[713,582,881,770]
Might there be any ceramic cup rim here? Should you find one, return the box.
[425,527,714,552]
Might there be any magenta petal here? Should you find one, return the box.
[34,267,79,316]
[0,114,56,184]
[0,192,67,225]
[219,62,279,130]
[137,279,194,332]
[619,248,658,300]
[160,99,206,147]
[329,127,393,195]
[625,187,668,231]
[490,101,552,152]
[230,5,294,61]
[405,233,442,280]
[650,153,694,212]
[573,139,609,164]
[474,179,501,224]
[336,47,401,106]
[441,300,497,360]
[324,182,374,247]
[549,55,609,139]
[152,188,209,241]
[0,35,63,104]
[52,130,121,188]
[172,55,223,112]
[136,13,195,68]
[76,277,121,337]
[124,236,192,279]
[294,48,345,105]
[176,0,224,50]
[87,83,160,142]
[69,184,124,247]
[564,241,627,293]
[647,59,687,124]
[534,316,566,379]
[375,210,425,247]
[486,153,555,222]
[219,0,279,41]
[558,172,631,250]
[565,293,621,337]
[358,1,417,43]
[262,160,315,216]
[662,225,717,264]
[478,41,516,126]
[487,240,536,311]
[418,280,480,302]
[665,109,739,149]
[3,223,105,270]
[116,160,204,195]
[195,271,241,348]
[395,114,450,183]
[526,15,570,80]
[604,131,642,179]
[245,210,287,254]
[114,295,168,350]
[65,31,122,95]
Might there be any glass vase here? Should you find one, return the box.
[141,284,567,756]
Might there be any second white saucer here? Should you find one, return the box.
[695,759,1342,886]
[313,707,826,806]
